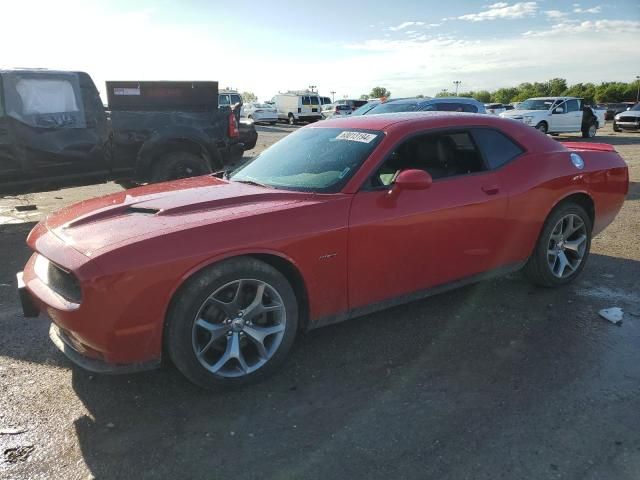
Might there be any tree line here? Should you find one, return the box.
[433,78,640,105]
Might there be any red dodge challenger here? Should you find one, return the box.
[17,113,628,389]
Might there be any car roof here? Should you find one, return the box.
[311,111,507,131]
[383,96,481,106]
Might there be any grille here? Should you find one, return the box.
[618,116,638,123]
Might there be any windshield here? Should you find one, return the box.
[518,99,556,110]
[630,103,640,111]
[365,102,419,114]
[351,102,379,116]
[229,127,383,193]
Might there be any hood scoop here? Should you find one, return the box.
[126,206,161,215]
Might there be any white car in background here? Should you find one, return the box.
[241,102,278,125]
[500,96,605,138]
[321,103,352,119]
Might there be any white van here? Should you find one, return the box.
[273,92,323,124]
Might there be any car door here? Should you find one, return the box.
[564,99,582,130]
[0,77,21,183]
[0,71,109,187]
[549,100,572,131]
[347,129,509,311]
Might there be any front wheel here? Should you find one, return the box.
[613,122,621,133]
[524,203,592,287]
[535,121,548,134]
[165,257,299,389]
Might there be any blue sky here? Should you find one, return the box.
[2,0,639,101]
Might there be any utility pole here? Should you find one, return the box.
[453,81,462,96]
[330,91,336,103]
[636,76,640,103]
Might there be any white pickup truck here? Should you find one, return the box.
[500,96,606,138]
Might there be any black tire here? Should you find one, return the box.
[613,122,621,133]
[581,121,597,138]
[524,203,592,288]
[150,151,212,183]
[288,114,296,125]
[165,257,299,389]
[535,121,548,134]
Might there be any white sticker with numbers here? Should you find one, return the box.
[335,131,377,143]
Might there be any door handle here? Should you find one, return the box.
[481,185,500,195]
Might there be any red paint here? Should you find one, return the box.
[22,113,628,366]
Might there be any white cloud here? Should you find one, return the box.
[389,21,425,31]
[574,6,602,13]
[457,2,538,22]
[544,10,567,19]
[523,19,640,37]
[340,20,639,97]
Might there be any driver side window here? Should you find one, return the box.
[373,131,486,187]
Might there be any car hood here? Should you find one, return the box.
[500,110,546,119]
[616,110,640,119]
[42,176,312,257]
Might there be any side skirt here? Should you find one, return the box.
[309,261,526,330]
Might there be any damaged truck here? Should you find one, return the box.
[0,69,250,194]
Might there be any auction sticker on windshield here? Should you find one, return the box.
[335,131,378,143]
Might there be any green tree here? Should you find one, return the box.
[370,86,391,99]
[435,89,450,97]
[359,94,370,100]
[241,91,257,103]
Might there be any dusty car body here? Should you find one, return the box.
[0,70,243,194]
[18,112,628,388]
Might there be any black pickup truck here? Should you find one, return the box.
[0,69,248,194]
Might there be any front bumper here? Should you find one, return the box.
[18,269,160,374]
[49,323,160,374]
[614,120,640,131]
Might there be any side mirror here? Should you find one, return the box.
[626,107,631,111]
[554,107,564,114]
[393,169,432,191]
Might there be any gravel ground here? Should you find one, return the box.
[0,124,639,480]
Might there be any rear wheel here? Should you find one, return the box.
[535,121,548,134]
[582,121,597,138]
[524,203,592,287]
[288,114,296,125]
[151,151,211,183]
[166,257,298,389]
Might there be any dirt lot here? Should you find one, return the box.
[1,124,639,480]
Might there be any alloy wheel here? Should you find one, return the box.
[192,279,286,378]
[547,214,588,279]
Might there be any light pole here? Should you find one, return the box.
[636,76,640,103]
[308,85,317,93]
[330,91,336,102]
[453,81,462,96]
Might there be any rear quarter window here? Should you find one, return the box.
[471,129,524,169]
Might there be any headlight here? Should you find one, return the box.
[523,116,533,124]
[33,254,82,303]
